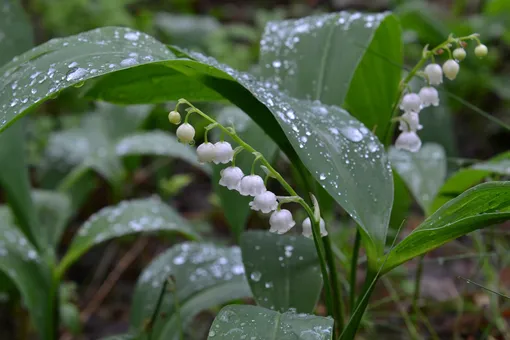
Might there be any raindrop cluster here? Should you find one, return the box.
[395,35,488,153]
[169,107,328,238]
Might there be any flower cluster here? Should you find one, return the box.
[395,37,488,153]
[169,108,328,238]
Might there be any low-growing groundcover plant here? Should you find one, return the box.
[1,1,510,339]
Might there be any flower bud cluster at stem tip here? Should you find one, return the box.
[394,33,487,153]
[168,101,327,238]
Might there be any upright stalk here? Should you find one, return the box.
[349,230,361,312]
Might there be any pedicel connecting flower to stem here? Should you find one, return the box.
[393,33,488,153]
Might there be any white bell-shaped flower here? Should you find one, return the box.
[176,123,195,143]
[424,63,443,85]
[395,131,422,152]
[196,142,216,163]
[418,86,439,107]
[239,175,266,196]
[213,141,234,164]
[269,209,295,234]
[475,44,488,58]
[400,93,421,113]
[249,191,278,213]
[442,59,459,80]
[302,217,328,238]
[219,166,244,190]
[399,112,423,132]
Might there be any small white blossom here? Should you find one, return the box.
[213,141,234,164]
[239,175,266,196]
[269,209,295,234]
[196,142,216,163]
[475,44,488,58]
[453,48,466,61]
[419,86,439,107]
[395,131,422,152]
[249,191,278,213]
[302,217,328,238]
[424,63,443,85]
[168,111,181,124]
[400,93,421,113]
[176,123,195,143]
[219,166,244,190]
[442,59,459,80]
[399,112,422,132]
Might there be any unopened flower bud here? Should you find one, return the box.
[239,175,266,196]
[395,131,422,153]
[249,191,278,213]
[419,86,439,107]
[474,44,488,58]
[442,59,459,80]
[302,217,328,238]
[176,123,195,143]
[168,111,181,125]
[453,48,466,61]
[213,141,234,164]
[400,93,421,113]
[196,142,216,163]
[219,166,244,190]
[269,209,295,234]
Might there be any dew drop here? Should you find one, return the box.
[173,256,185,265]
[340,126,363,142]
[319,173,326,180]
[250,271,262,282]
[66,67,87,82]
[208,330,216,337]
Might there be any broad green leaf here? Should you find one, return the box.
[240,231,322,313]
[430,152,510,212]
[115,131,209,173]
[130,242,252,340]
[389,170,411,231]
[0,122,38,245]
[0,207,51,336]
[208,305,334,340]
[212,107,278,238]
[0,0,38,246]
[154,12,221,47]
[0,0,33,66]
[32,190,72,249]
[389,143,447,214]
[259,12,402,141]
[58,198,199,274]
[0,26,393,263]
[383,182,510,273]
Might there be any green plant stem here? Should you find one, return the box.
[349,230,361,312]
[323,234,345,329]
[147,278,169,340]
[46,270,60,340]
[177,99,341,324]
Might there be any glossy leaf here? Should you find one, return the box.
[32,190,72,249]
[240,231,322,313]
[58,198,199,273]
[0,26,393,262]
[0,207,51,336]
[130,242,252,340]
[383,182,510,273]
[212,107,278,238]
[0,0,38,246]
[115,131,209,173]
[208,305,334,340]
[430,152,510,212]
[389,143,447,214]
[259,12,402,141]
